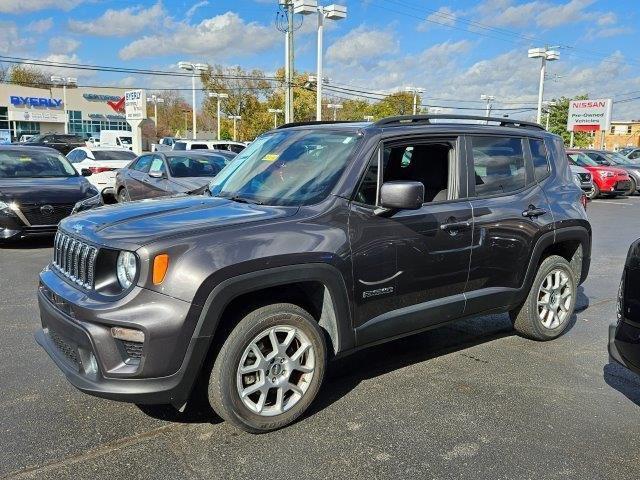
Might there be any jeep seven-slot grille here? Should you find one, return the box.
[53,231,98,289]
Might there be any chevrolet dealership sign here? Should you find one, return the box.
[567,99,612,132]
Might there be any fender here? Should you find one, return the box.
[194,263,355,354]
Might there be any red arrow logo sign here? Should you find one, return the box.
[107,97,125,113]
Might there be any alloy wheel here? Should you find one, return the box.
[236,325,315,417]
[537,269,572,329]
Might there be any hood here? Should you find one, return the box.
[569,165,589,174]
[60,195,299,248]
[169,177,212,192]
[581,165,628,175]
[0,177,97,204]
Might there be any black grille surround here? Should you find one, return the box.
[21,204,74,226]
[577,172,591,182]
[53,231,99,289]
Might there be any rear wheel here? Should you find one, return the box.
[591,183,601,199]
[117,188,128,203]
[626,177,637,196]
[208,303,327,433]
[510,255,576,341]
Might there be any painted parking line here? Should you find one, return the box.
[591,200,634,205]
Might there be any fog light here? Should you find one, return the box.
[86,352,98,375]
[111,326,145,343]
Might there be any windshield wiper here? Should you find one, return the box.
[228,195,263,205]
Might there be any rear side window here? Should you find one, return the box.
[529,139,550,181]
[471,136,525,196]
[190,143,209,150]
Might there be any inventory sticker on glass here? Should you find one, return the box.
[262,153,279,162]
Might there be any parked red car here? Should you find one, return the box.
[566,150,631,198]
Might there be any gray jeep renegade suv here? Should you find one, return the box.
[36,115,591,433]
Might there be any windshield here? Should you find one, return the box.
[92,150,137,161]
[209,130,361,206]
[568,153,599,167]
[118,137,132,145]
[167,154,227,177]
[605,151,639,166]
[25,134,47,143]
[0,150,78,178]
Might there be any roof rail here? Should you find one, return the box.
[276,120,365,129]
[373,114,545,131]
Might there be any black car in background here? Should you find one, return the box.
[115,150,235,202]
[0,146,99,240]
[19,133,86,155]
[609,238,640,376]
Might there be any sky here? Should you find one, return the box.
[1,0,639,120]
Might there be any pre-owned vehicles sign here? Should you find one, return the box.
[567,98,612,132]
[124,90,147,121]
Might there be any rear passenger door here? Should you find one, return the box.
[464,135,554,316]
[126,154,154,200]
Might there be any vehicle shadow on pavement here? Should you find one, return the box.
[0,237,54,249]
[603,362,640,406]
[137,403,223,425]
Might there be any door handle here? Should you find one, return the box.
[440,219,471,233]
[522,206,547,218]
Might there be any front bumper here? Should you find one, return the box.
[608,321,640,376]
[35,267,208,406]
[1,211,57,239]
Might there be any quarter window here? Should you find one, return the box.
[471,137,525,196]
[530,139,550,181]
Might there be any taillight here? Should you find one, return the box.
[581,194,589,210]
[88,166,115,174]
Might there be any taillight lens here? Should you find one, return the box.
[88,166,115,174]
[581,194,589,210]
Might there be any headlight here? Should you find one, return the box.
[598,171,614,178]
[116,251,137,289]
[71,193,103,215]
[573,174,582,187]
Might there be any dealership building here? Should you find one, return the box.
[0,83,132,141]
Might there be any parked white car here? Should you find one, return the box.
[151,137,178,152]
[100,130,133,150]
[172,140,246,153]
[67,147,137,197]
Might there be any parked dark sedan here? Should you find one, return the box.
[0,146,99,240]
[115,151,234,202]
[18,133,86,155]
[609,238,640,376]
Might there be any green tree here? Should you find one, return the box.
[372,92,415,118]
[8,65,50,88]
[548,95,591,147]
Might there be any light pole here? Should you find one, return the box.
[183,110,189,134]
[405,87,425,115]
[327,103,343,121]
[364,115,374,122]
[147,95,164,138]
[178,61,208,139]
[50,76,77,134]
[528,47,560,124]
[543,100,556,130]
[268,108,283,128]
[208,92,229,141]
[229,115,241,141]
[480,94,495,124]
[294,1,347,121]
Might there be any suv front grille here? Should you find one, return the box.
[577,172,591,182]
[53,231,98,289]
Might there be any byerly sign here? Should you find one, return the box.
[567,99,613,132]
[10,96,63,108]
[124,90,147,121]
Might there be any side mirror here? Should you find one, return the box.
[379,181,424,210]
[81,168,92,177]
[148,170,165,179]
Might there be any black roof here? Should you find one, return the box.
[0,145,62,154]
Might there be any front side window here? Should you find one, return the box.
[209,129,361,206]
[530,139,550,181]
[132,155,153,172]
[472,136,525,196]
[173,142,187,150]
[0,150,77,178]
[149,157,166,175]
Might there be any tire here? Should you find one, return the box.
[208,303,327,433]
[117,188,128,203]
[627,177,637,196]
[591,183,600,199]
[510,255,577,341]
[585,185,597,200]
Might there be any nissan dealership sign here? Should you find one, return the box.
[567,98,612,132]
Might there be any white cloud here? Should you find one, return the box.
[588,26,634,39]
[118,11,280,60]
[476,0,597,29]
[537,0,595,28]
[26,18,54,34]
[0,0,84,13]
[596,12,617,27]
[0,22,32,53]
[68,2,166,37]
[418,6,457,31]
[186,1,209,21]
[326,26,399,66]
[48,37,81,54]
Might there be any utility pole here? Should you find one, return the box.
[278,1,297,123]
[405,87,425,115]
[481,94,495,124]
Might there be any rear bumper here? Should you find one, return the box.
[35,268,209,407]
[608,321,640,376]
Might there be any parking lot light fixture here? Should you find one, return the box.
[327,103,343,121]
[268,108,284,128]
[528,46,560,124]
[229,115,241,141]
[209,92,229,141]
[179,61,208,139]
[295,1,347,121]
[50,76,77,134]
[405,87,425,115]
[480,94,496,124]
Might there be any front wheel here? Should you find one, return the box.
[626,177,637,196]
[510,255,577,341]
[591,183,600,199]
[117,188,128,203]
[208,303,327,433]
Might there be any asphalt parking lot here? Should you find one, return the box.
[2,197,640,480]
